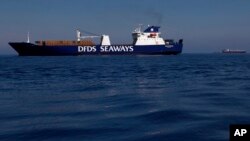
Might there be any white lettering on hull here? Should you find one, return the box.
[78,46,134,53]
[78,46,96,52]
[100,46,134,52]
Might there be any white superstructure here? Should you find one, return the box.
[132,25,165,46]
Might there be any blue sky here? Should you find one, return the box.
[1,0,250,54]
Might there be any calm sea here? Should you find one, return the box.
[0,54,250,141]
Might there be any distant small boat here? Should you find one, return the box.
[222,49,246,54]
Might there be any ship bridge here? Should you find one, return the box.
[132,26,165,46]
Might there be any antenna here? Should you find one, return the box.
[27,32,30,43]
[138,24,143,32]
[134,24,143,33]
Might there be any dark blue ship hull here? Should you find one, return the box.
[9,42,183,56]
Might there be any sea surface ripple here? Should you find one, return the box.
[0,54,250,141]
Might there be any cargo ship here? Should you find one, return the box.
[9,26,183,56]
[222,49,246,54]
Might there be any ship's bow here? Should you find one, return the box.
[9,42,34,56]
